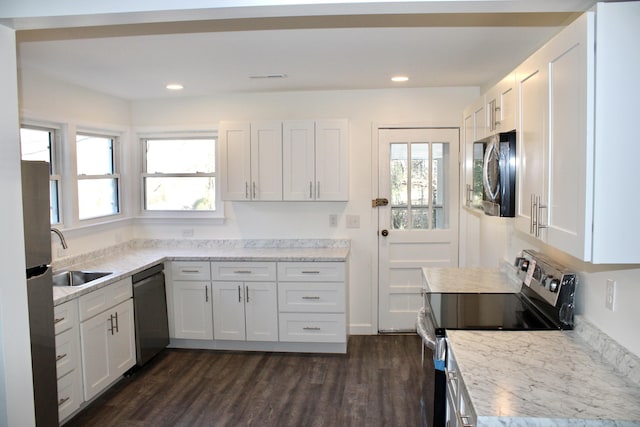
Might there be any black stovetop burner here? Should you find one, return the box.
[427,292,558,331]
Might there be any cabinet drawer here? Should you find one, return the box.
[278,282,345,313]
[277,262,345,282]
[54,299,78,335]
[55,328,78,379]
[171,261,211,281]
[278,313,346,343]
[211,262,276,281]
[57,370,81,422]
[78,277,132,321]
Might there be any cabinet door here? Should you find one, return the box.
[486,73,517,133]
[211,282,246,341]
[315,119,349,201]
[462,96,485,209]
[251,121,283,201]
[172,281,213,340]
[80,310,111,400]
[220,121,252,200]
[244,282,278,342]
[515,54,548,236]
[109,299,135,379]
[282,120,315,200]
[544,13,593,260]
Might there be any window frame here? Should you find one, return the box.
[75,131,121,221]
[19,122,63,226]
[139,131,222,219]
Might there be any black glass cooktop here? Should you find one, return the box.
[426,292,558,331]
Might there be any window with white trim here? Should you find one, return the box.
[76,133,120,220]
[20,125,62,224]
[142,137,217,211]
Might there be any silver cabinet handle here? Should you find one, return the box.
[181,269,200,274]
[457,413,473,427]
[54,317,65,324]
[530,193,535,234]
[114,312,119,333]
[56,353,67,362]
[303,327,321,331]
[252,182,256,199]
[302,296,320,300]
[309,181,313,199]
[245,182,249,199]
[246,285,250,303]
[58,397,70,407]
[233,270,252,274]
[238,285,242,302]
[205,286,209,302]
[317,181,320,198]
[536,195,547,237]
[108,315,115,335]
[301,270,320,274]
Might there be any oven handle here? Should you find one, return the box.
[416,307,436,351]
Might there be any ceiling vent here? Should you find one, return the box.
[249,73,288,79]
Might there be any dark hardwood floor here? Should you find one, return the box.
[64,335,423,427]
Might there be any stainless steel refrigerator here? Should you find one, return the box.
[22,160,59,426]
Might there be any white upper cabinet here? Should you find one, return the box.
[515,3,640,263]
[220,121,283,201]
[462,96,486,209]
[485,73,517,134]
[283,119,349,201]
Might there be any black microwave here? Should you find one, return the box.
[473,130,516,217]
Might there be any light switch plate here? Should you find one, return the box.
[605,279,616,311]
[346,214,360,228]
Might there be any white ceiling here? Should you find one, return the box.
[14,6,592,100]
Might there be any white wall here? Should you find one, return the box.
[0,24,36,427]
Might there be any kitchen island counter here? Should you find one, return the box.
[447,329,640,426]
[422,266,521,293]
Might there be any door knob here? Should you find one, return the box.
[381,229,389,237]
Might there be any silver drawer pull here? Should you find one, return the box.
[459,414,473,427]
[301,271,320,274]
[234,270,252,274]
[56,353,67,362]
[54,317,65,324]
[181,269,201,273]
[301,296,321,300]
[58,397,70,406]
[447,370,457,381]
[303,327,321,331]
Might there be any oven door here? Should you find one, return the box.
[417,307,446,427]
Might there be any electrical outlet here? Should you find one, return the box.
[605,279,616,311]
[329,214,338,227]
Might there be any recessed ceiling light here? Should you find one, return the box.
[166,84,184,90]
[391,76,409,82]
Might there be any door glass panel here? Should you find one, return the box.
[411,143,429,229]
[390,140,450,230]
[390,143,408,229]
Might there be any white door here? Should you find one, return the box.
[212,282,246,341]
[251,121,283,201]
[377,128,459,332]
[109,299,135,377]
[244,282,279,342]
[172,281,214,340]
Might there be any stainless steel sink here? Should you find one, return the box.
[52,270,112,287]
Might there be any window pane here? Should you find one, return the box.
[390,143,408,229]
[78,178,119,219]
[145,177,215,211]
[50,180,60,224]
[146,139,215,173]
[432,143,449,229]
[410,143,429,206]
[20,128,51,163]
[77,135,114,175]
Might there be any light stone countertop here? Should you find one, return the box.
[447,330,640,426]
[52,242,350,306]
[422,265,522,293]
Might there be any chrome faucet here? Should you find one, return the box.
[51,228,68,249]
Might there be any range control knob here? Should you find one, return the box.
[549,278,561,292]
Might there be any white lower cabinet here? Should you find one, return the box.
[277,262,346,344]
[54,299,82,422]
[79,278,135,401]
[211,281,278,341]
[211,262,278,342]
[170,261,213,340]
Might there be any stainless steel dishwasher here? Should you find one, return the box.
[132,263,170,366]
